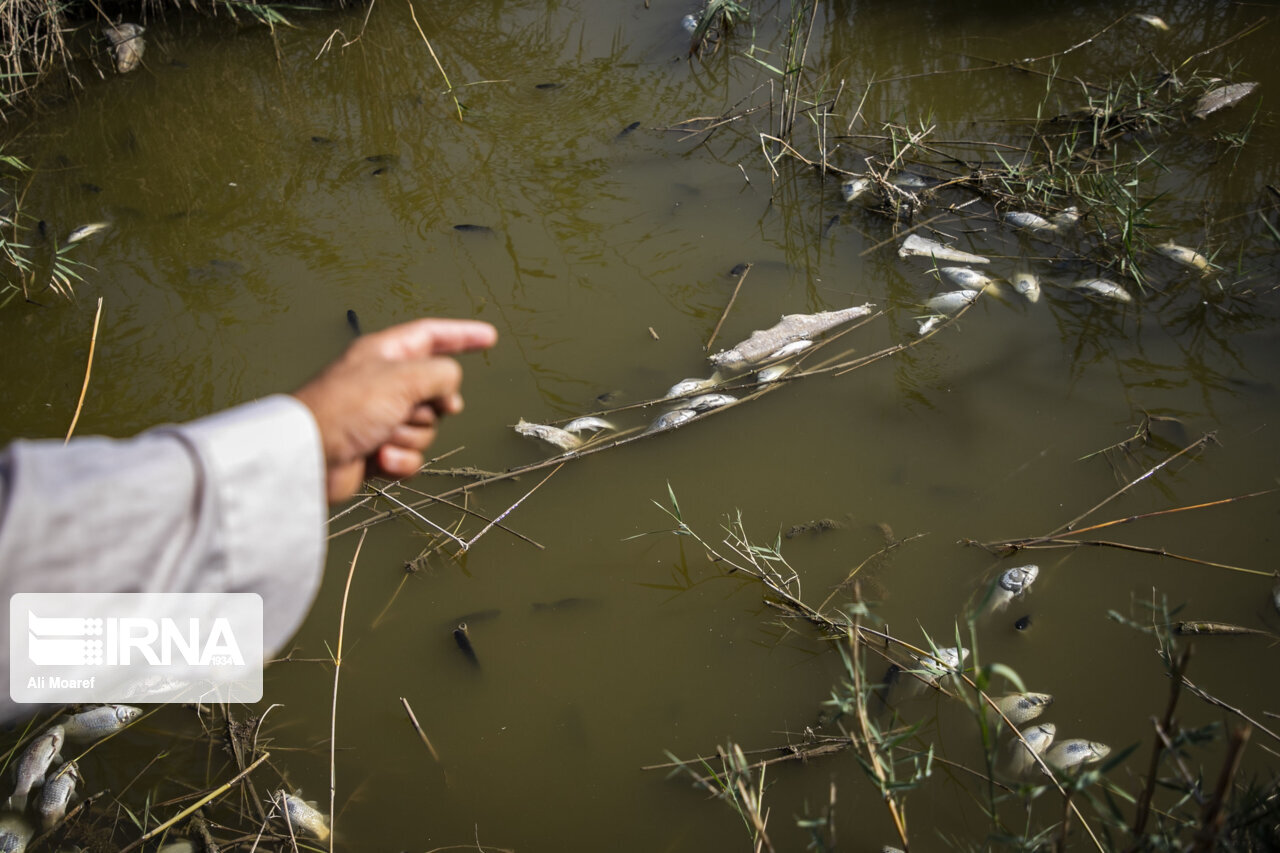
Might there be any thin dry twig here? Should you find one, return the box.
[329,527,367,852]
[65,296,103,442]
[706,263,751,353]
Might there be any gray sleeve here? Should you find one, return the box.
[0,395,326,723]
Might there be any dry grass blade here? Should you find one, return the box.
[65,296,103,443]
[329,527,367,852]
[706,262,750,352]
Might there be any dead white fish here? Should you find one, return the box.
[273,790,330,841]
[1011,270,1041,303]
[841,176,872,203]
[514,418,582,452]
[36,761,80,831]
[910,646,967,685]
[1003,211,1057,234]
[686,393,736,412]
[66,222,110,244]
[7,725,64,812]
[1132,13,1169,30]
[1074,278,1133,303]
[645,409,697,434]
[987,564,1039,613]
[916,315,944,336]
[756,364,790,384]
[891,172,932,189]
[899,233,990,264]
[57,703,141,742]
[0,815,31,853]
[1003,722,1056,781]
[103,22,145,74]
[1045,739,1111,772]
[938,267,996,291]
[562,416,615,434]
[664,376,720,399]
[1154,242,1210,272]
[765,339,814,360]
[1191,82,1258,120]
[987,692,1054,728]
[1051,206,1081,229]
[708,304,874,370]
[924,289,982,315]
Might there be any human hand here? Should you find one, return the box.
[292,318,498,503]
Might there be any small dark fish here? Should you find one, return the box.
[453,623,479,667]
[531,597,597,612]
[346,309,361,336]
[453,224,493,234]
[1015,615,1032,631]
[81,183,102,194]
[728,262,749,277]
[615,121,641,139]
[821,214,840,237]
[36,220,47,239]
[311,135,332,145]
[595,390,622,404]
[370,167,387,176]
[535,82,563,90]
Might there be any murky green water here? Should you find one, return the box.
[3,0,1279,849]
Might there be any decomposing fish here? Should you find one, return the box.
[910,646,968,685]
[664,376,720,399]
[0,815,31,853]
[892,172,932,189]
[756,364,790,384]
[1073,278,1133,303]
[1154,242,1210,272]
[987,692,1054,727]
[986,564,1039,614]
[1011,270,1041,303]
[1051,206,1081,229]
[1173,620,1278,639]
[1132,13,1169,30]
[680,13,699,34]
[686,393,737,412]
[708,304,874,370]
[1003,722,1055,781]
[785,518,844,538]
[453,623,479,667]
[1191,82,1259,120]
[563,416,614,434]
[840,177,872,203]
[514,419,582,452]
[66,222,110,244]
[916,315,944,336]
[273,790,331,841]
[103,22,145,74]
[7,725,64,812]
[938,267,995,291]
[899,233,990,264]
[1003,211,1057,234]
[924,289,982,315]
[36,761,80,831]
[58,704,141,742]
[765,340,814,360]
[1045,739,1111,772]
[645,409,698,433]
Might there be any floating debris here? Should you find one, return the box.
[664,376,721,399]
[708,304,874,370]
[66,222,110,244]
[514,419,582,452]
[924,289,982,315]
[899,233,990,264]
[938,267,996,291]
[7,725,63,812]
[1003,723,1055,781]
[103,22,145,74]
[645,408,698,434]
[1073,278,1133,303]
[1154,241,1210,272]
[57,704,141,742]
[563,416,615,434]
[841,176,872,203]
[756,364,790,384]
[1011,270,1041,303]
[1191,82,1258,120]
[273,790,331,841]
[1045,738,1111,772]
[686,393,737,412]
[1003,210,1057,234]
[1132,13,1169,30]
[35,761,80,831]
[987,692,1054,727]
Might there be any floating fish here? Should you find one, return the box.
[756,364,790,384]
[66,222,110,244]
[1003,211,1056,234]
[58,704,141,742]
[916,315,944,336]
[765,339,814,360]
[1154,242,1210,272]
[1051,206,1081,229]
[0,815,31,853]
[563,416,615,434]
[453,623,479,667]
[999,564,1039,595]
[1003,722,1056,781]
[1073,278,1133,303]
[36,761,80,830]
[1172,620,1277,638]
[664,376,720,399]
[708,304,874,370]
[841,177,872,203]
[1132,13,1169,30]
[987,692,1054,727]
[514,419,582,452]
[899,233,990,264]
[1045,739,1111,772]
[924,289,982,315]
[938,267,995,291]
[7,725,63,812]
[103,23,145,74]
[273,791,330,841]
[686,393,737,412]
[1191,82,1258,120]
[645,409,697,434]
[891,172,932,189]
[1011,270,1041,303]
[910,646,968,685]
[680,13,699,34]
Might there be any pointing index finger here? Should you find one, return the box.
[368,319,498,360]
